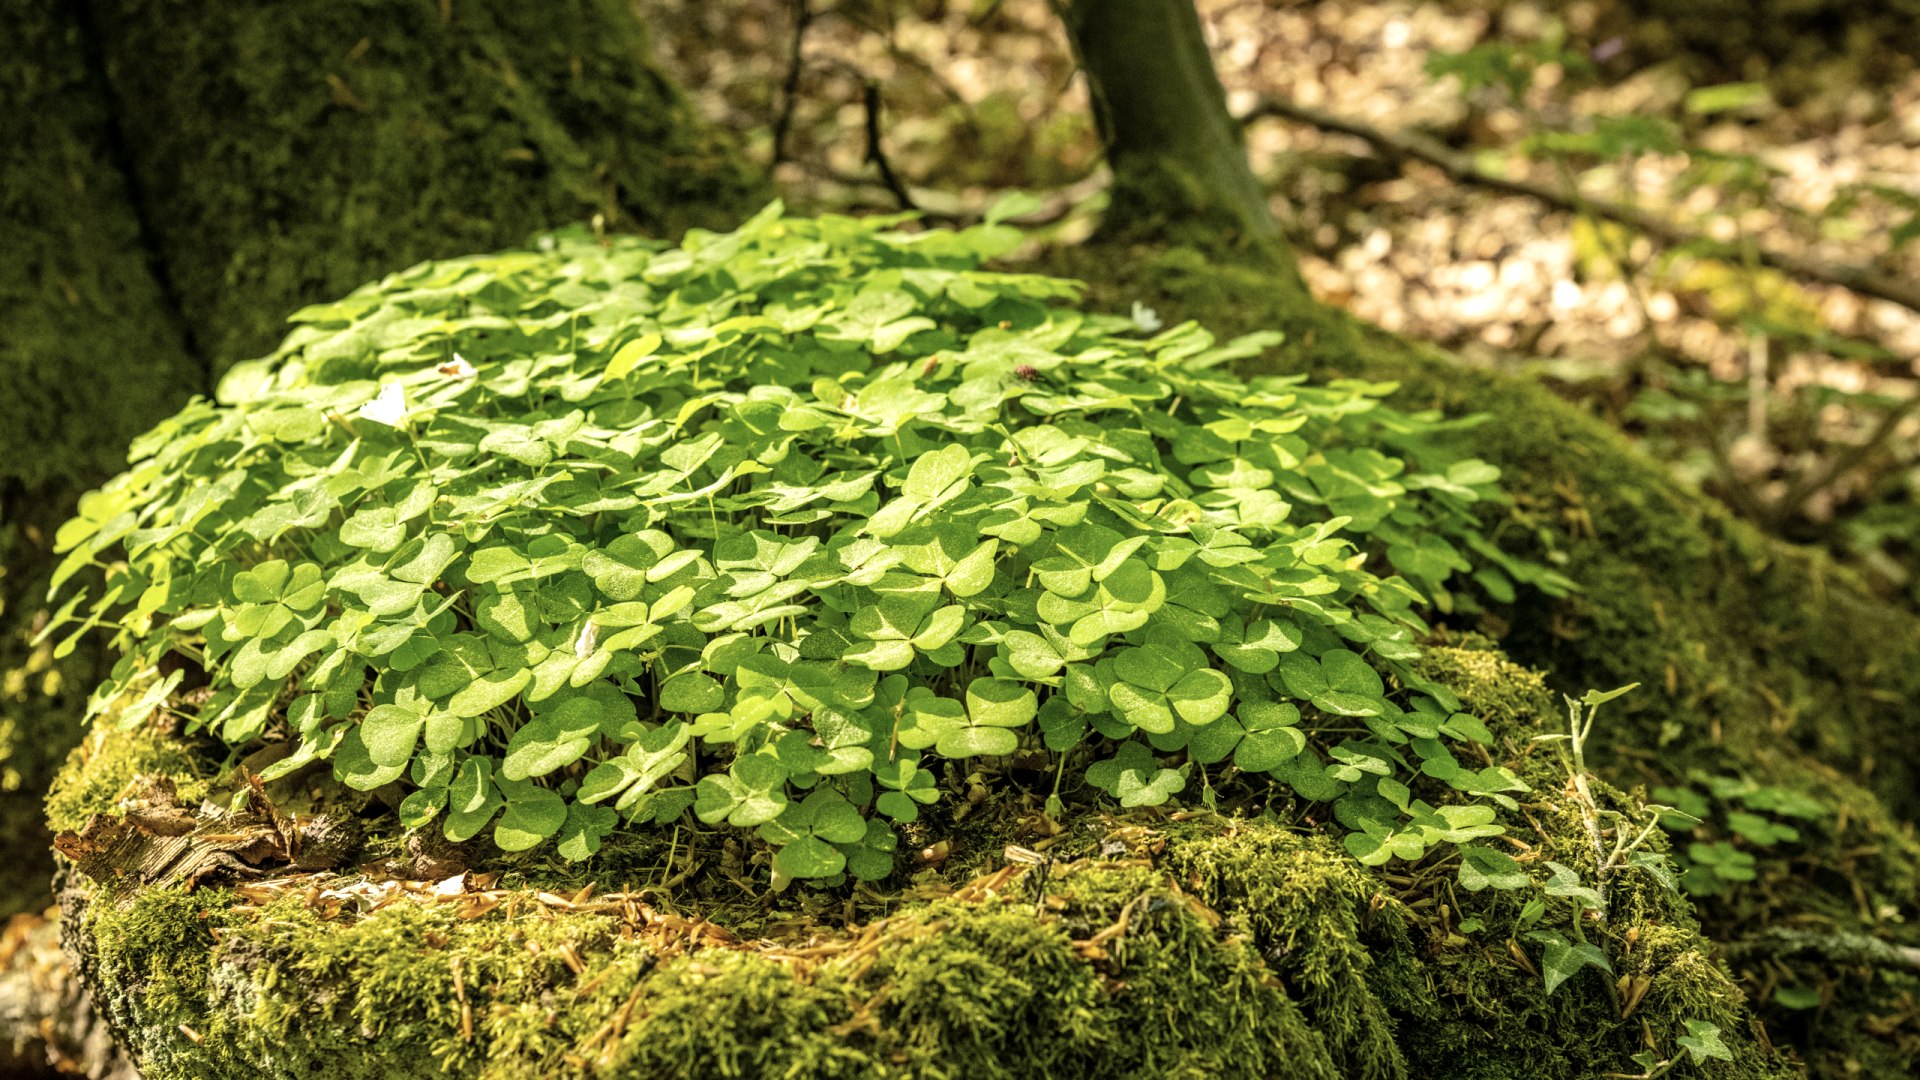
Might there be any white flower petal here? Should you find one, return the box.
[356,382,409,427]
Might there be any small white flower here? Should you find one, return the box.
[437,353,476,379]
[536,235,557,253]
[356,382,408,427]
[574,620,600,659]
[1131,301,1163,333]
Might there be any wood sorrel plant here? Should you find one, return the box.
[46,202,1574,884]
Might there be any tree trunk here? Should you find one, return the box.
[83,0,766,373]
[1056,0,1300,280]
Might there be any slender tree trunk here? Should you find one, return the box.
[1056,0,1297,276]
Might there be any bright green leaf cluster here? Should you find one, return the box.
[49,204,1566,882]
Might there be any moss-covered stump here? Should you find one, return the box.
[50,643,1795,1080]
[1046,245,1920,1076]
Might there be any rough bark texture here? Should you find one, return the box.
[86,0,765,373]
[0,906,131,1080]
[0,0,200,923]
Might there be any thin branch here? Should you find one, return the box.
[1242,97,1920,318]
[861,79,915,211]
[1771,390,1920,520]
[1728,927,1920,973]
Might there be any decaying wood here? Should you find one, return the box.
[52,774,361,890]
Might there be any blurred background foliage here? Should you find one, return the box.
[642,0,1920,605]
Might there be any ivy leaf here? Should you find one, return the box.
[1526,930,1612,994]
[1543,861,1605,911]
[1675,1020,1733,1063]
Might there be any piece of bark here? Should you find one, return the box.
[52,775,360,891]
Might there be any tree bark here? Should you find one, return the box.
[1056,0,1298,277]
[0,907,131,1080]
[0,0,202,923]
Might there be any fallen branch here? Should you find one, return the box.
[1728,927,1920,973]
[1241,98,1920,318]
[1770,390,1920,521]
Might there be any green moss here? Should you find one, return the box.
[1406,644,1556,737]
[1163,825,1411,1079]
[66,680,1798,1080]
[44,725,212,835]
[77,845,1365,1080]
[92,0,767,373]
[0,0,199,488]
